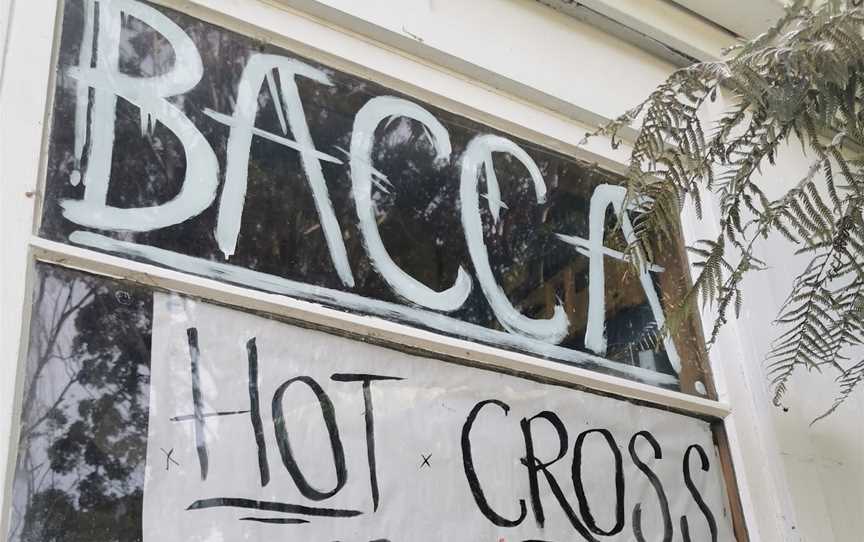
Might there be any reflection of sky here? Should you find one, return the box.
[9,269,148,541]
[120,14,175,78]
[10,273,88,538]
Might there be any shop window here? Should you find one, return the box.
[40,0,711,394]
[5,0,748,540]
[8,264,735,541]
[8,266,150,541]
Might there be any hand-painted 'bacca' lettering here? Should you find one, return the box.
[57,0,684,385]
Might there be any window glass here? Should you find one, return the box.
[8,263,735,542]
[40,0,710,393]
[8,265,151,541]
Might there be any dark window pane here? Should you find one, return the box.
[40,0,711,393]
[8,265,152,542]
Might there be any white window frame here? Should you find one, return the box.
[0,0,798,540]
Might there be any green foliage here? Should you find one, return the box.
[588,0,864,419]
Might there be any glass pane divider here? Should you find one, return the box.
[30,235,732,420]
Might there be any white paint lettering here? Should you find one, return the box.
[63,0,219,230]
[350,96,472,311]
[206,54,355,286]
[556,184,681,373]
[57,1,685,382]
[460,134,569,344]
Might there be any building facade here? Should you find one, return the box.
[0,1,861,541]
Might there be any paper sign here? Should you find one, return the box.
[143,293,734,541]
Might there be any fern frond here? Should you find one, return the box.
[584,0,864,417]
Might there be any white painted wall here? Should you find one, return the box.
[724,142,864,542]
[0,0,59,533]
[674,0,785,38]
[279,0,677,119]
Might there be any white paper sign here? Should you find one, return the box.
[143,293,734,541]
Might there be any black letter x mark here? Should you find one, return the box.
[161,447,180,471]
[420,453,432,469]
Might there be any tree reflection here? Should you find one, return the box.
[39,0,711,401]
[9,265,151,542]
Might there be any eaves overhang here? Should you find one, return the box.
[538,0,785,66]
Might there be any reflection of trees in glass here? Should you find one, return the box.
[9,265,151,542]
[40,0,709,390]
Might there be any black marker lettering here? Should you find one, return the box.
[170,410,249,422]
[246,338,269,486]
[520,412,597,541]
[187,497,361,517]
[238,517,309,524]
[572,428,625,536]
[680,444,718,542]
[628,431,672,542]
[331,373,402,512]
[187,328,208,480]
[461,399,527,527]
[272,376,347,500]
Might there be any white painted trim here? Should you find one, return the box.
[539,0,736,62]
[0,0,61,534]
[170,0,651,150]
[680,176,800,541]
[0,0,14,82]
[30,236,732,420]
[674,0,785,39]
[269,0,644,141]
[66,230,677,386]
